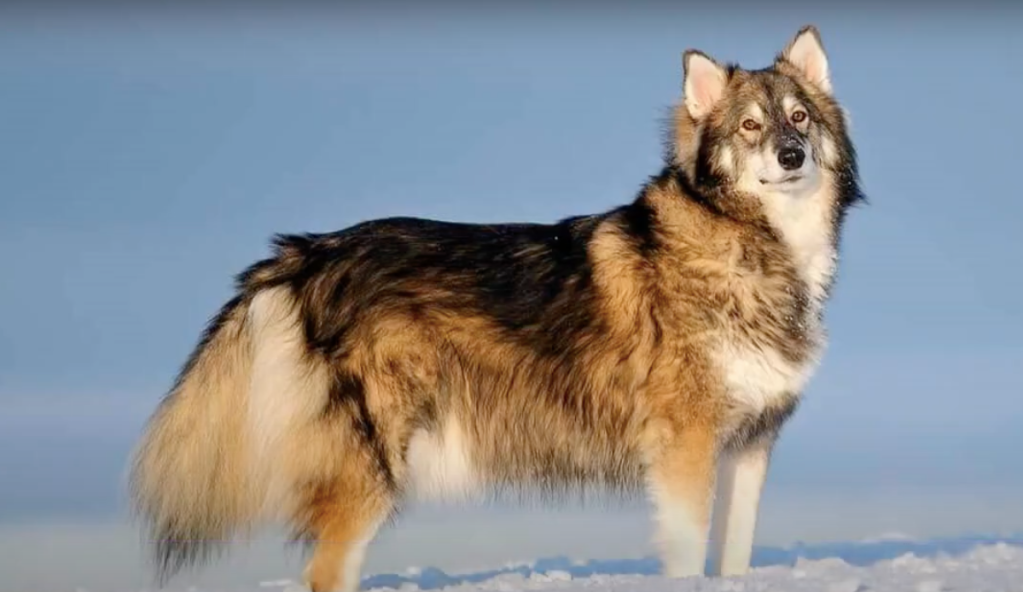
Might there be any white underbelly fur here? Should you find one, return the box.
[405,415,482,502]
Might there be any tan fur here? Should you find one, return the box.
[130,25,860,591]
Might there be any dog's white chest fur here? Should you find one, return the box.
[716,340,818,412]
[718,183,834,411]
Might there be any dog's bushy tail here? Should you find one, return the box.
[129,264,333,583]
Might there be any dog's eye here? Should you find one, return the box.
[741,119,761,131]
[791,110,808,124]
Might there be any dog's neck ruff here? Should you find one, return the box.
[758,180,837,316]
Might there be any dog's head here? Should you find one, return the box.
[671,26,861,216]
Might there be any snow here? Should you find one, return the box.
[127,540,1023,592]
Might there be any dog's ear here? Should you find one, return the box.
[780,25,831,95]
[683,50,728,120]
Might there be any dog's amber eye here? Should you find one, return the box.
[741,118,761,131]
[791,110,808,124]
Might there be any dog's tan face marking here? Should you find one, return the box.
[737,102,765,143]
[783,95,811,134]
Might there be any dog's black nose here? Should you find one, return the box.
[778,146,805,171]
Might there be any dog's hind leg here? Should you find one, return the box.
[296,397,398,592]
[299,463,394,592]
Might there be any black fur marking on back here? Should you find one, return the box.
[242,214,617,360]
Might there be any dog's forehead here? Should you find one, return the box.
[723,70,805,119]
[735,70,802,101]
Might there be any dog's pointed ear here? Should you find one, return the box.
[683,50,728,121]
[780,25,831,94]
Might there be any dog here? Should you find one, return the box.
[130,25,862,592]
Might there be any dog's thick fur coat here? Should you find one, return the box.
[130,25,862,591]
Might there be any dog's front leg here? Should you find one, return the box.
[707,438,775,576]
[646,423,719,578]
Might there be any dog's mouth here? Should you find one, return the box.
[759,174,803,185]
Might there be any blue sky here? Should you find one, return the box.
[1,4,1022,589]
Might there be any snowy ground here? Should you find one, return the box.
[132,538,1023,592]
